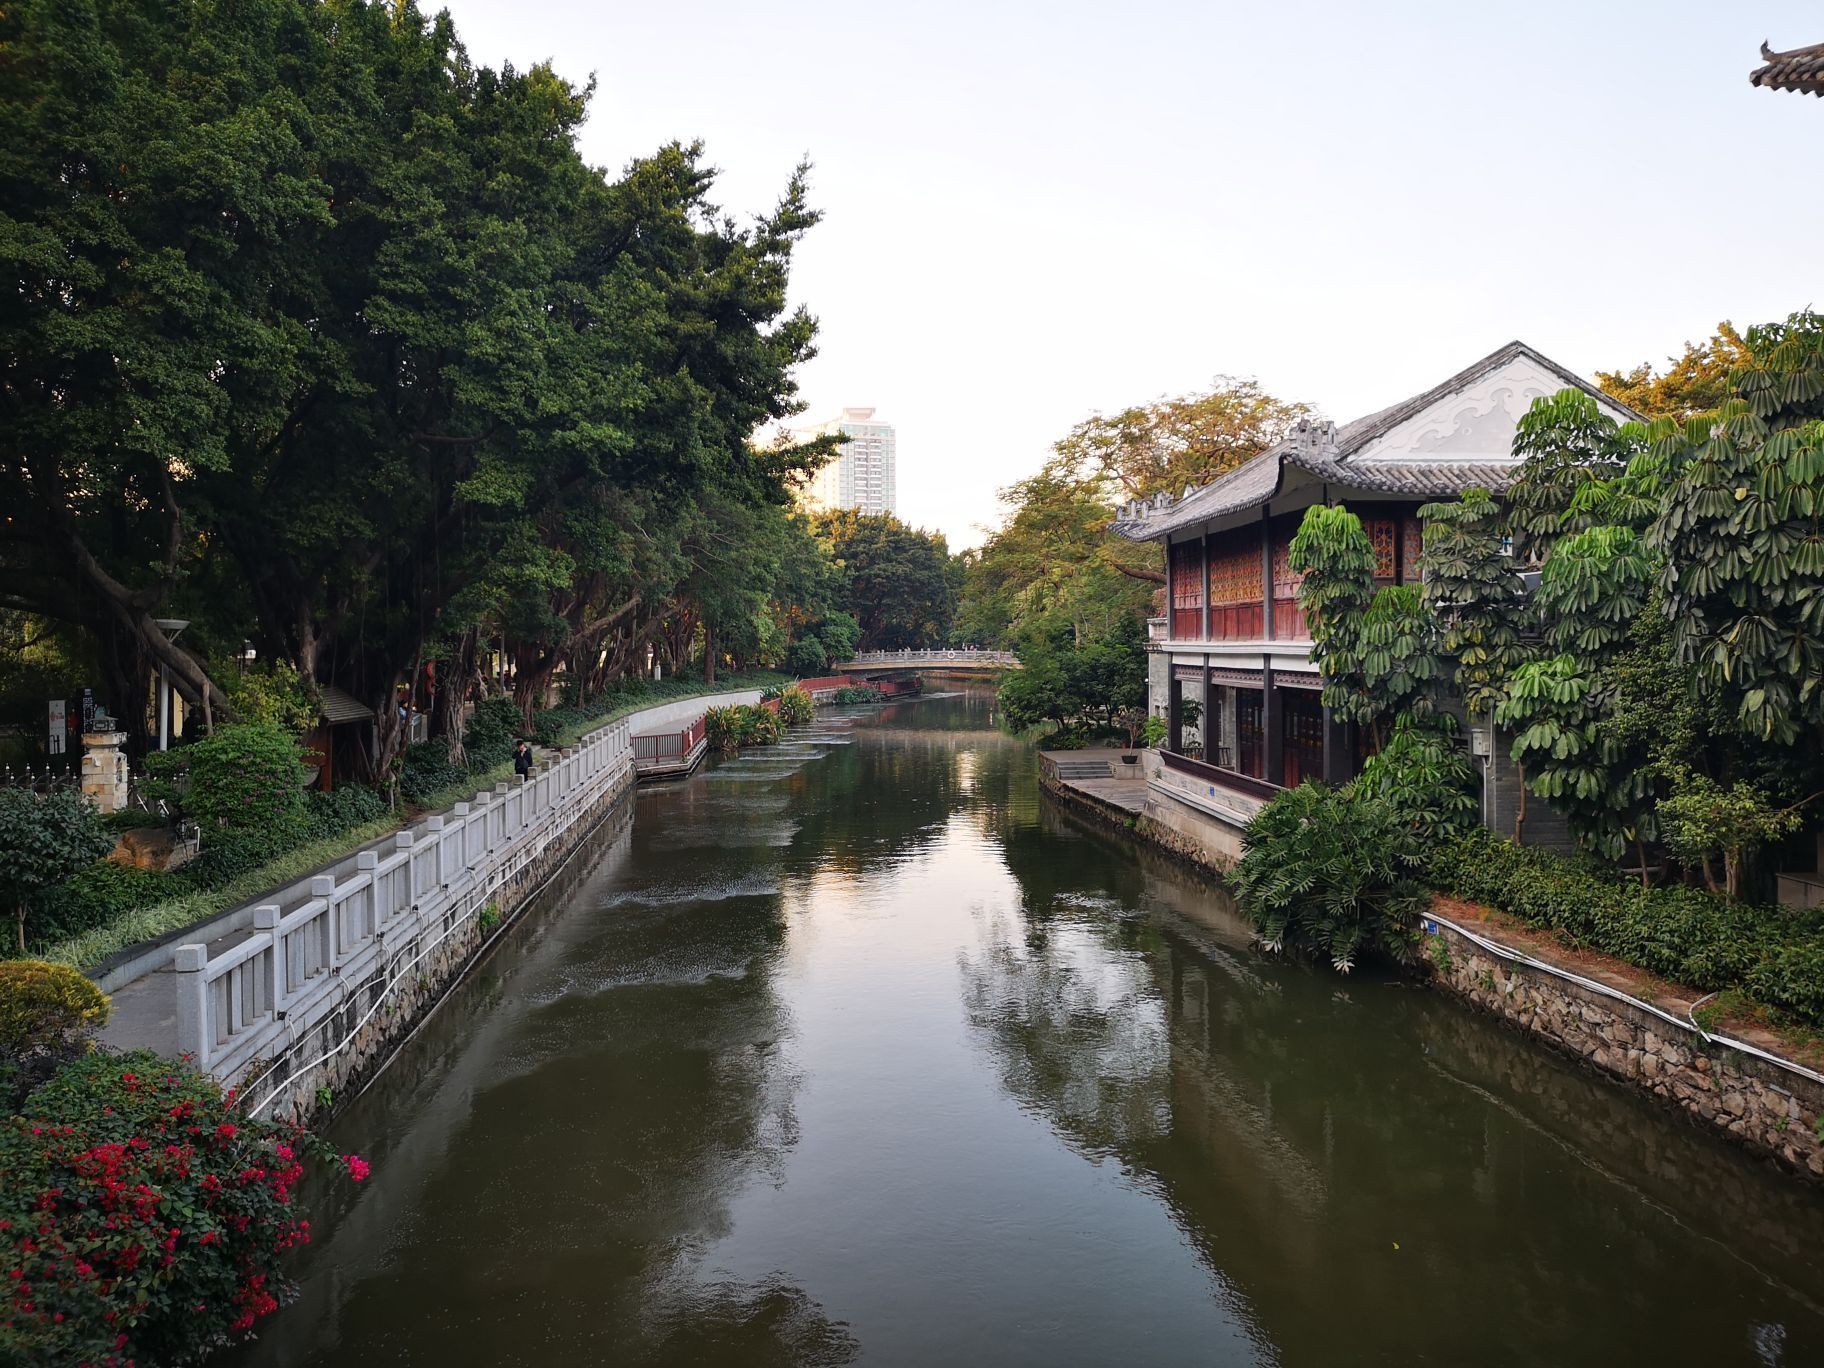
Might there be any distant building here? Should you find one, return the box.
[791,407,897,516]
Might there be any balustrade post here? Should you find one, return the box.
[424,815,446,891]
[355,851,379,942]
[467,795,489,869]
[253,905,280,1018]
[390,831,414,925]
[310,874,338,965]
[175,944,210,1068]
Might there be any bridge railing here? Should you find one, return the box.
[840,650,1019,666]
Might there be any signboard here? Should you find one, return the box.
[48,699,67,755]
[81,688,96,728]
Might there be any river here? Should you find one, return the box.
[233,688,1824,1367]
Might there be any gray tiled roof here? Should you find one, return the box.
[1111,340,1639,542]
[1752,40,1824,96]
[317,685,375,725]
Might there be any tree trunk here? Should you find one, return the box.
[704,624,716,684]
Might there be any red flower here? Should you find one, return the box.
[342,1155,370,1183]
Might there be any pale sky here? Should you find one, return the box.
[435,0,1824,548]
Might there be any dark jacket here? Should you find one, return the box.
[513,744,534,777]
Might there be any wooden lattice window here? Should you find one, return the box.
[1170,542,1204,611]
[1271,535,1305,599]
[1209,529,1261,605]
[1366,519,1397,579]
[1401,517,1424,584]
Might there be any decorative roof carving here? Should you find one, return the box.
[1752,40,1824,97]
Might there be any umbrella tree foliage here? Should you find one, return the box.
[1288,506,1443,745]
[0,0,862,773]
[1405,311,1824,888]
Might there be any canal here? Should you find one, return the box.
[235,689,1824,1366]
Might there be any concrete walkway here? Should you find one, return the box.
[1039,750,1148,818]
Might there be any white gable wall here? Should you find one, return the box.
[1354,353,1636,466]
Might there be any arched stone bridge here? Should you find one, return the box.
[833,649,1020,671]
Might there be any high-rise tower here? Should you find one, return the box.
[792,407,896,516]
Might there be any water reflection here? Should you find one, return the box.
[234,692,1824,1368]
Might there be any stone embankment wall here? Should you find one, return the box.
[1040,765,1824,1185]
[1424,915,1824,1182]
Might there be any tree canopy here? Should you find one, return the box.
[0,0,856,771]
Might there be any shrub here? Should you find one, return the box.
[1428,832,1824,1026]
[143,722,309,832]
[102,809,166,833]
[0,786,115,955]
[177,823,305,890]
[301,785,387,838]
[704,705,744,757]
[705,704,783,755]
[775,686,814,726]
[0,960,109,1088]
[0,1050,367,1365]
[1231,783,1429,973]
[462,696,522,768]
[220,662,316,737]
[398,740,463,807]
[30,863,186,946]
[743,705,783,747]
[831,685,883,705]
[1352,714,1480,844]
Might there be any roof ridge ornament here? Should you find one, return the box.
[1286,417,1338,458]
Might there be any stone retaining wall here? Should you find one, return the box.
[1424,916,1824,1183]
[1041,767,1824,1186]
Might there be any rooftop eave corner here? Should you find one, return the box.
[1112,489,1176,541]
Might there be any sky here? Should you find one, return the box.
[433,0,1824,548]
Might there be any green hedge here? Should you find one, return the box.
[28,864,186,949]
[1428,832,1824,1027]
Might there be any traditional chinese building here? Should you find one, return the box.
[1110,342,1639,860]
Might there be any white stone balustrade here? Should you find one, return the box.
[172,716,635,1084]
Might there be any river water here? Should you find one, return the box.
[235,689,1824,1367]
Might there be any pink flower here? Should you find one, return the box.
[343,1154,370,1183]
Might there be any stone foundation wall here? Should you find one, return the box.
[1424,916,1824,1183]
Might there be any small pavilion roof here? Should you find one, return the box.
[1751,40,1824,97]
[317,686,375,725]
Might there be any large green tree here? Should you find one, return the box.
[1,0,828,771]
[813,511,954,651]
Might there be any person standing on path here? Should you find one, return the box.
[514,739,535,778]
